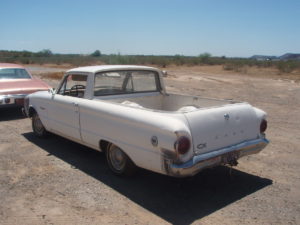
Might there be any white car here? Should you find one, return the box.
[24,65,269,177]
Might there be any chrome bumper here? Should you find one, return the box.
[0,94,27,108]
[165,138,269,177]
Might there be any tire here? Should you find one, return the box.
[32,112,48,138]
[106,144,137,176]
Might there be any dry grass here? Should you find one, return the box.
[42,72,65,80]
[163,65,300,82]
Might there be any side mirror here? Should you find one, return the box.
[48,88,56,95]
[162,70,168,77]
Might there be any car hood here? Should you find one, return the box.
[0,78,51,95]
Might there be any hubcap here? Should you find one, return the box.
[109,146,126,171]
[34,115,44,134]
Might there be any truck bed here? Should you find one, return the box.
[96,93,237,112]
[96,92,259,155]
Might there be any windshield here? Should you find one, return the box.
[94,70,160,96]
[0,68,31,79]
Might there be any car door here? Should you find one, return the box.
[47,74,88,141]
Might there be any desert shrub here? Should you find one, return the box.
[223,61,247,73]
[223,63,235,71]
[20,58,31,64]
[276,61,300,73]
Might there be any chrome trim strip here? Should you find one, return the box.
[0,94,27,99]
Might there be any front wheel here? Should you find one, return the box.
[106,144,137,176]
[32,112,48,138]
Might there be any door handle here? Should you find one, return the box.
[72,102,79,107]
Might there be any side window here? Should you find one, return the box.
[57,74,88,98]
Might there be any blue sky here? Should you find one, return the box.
[1,0,299,57]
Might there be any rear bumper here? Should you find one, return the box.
[165,138,269,177]
[0,94,27,108]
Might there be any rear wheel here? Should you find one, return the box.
[106,144,137,176]
[32,112,48,138]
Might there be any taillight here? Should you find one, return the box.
[260,119,267,133]
[15,99,24,106]
[175,136,191,155]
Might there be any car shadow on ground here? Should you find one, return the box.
[0,108,25,121]
[23,132,272,225]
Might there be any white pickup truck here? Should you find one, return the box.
[24,65,269,177]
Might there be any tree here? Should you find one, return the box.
[37,49,53,57]
[91,50,101,57]
[198,52,211,64]
[199,52,211,58]
[21,50,33,57]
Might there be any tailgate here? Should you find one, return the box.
[184,103,260,154]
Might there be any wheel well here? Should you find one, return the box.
[28,107,37,117]
[99,140,110,152]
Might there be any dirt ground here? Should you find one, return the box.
[0,65,299,225]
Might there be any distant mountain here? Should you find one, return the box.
[250,55,277,61]
[250,53,300,61]
[279,53,300,60]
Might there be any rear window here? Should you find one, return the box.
[94,70,159,96]
[0,68,31,79]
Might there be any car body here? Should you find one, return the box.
[24,65,269,177]
[0,63,51,108]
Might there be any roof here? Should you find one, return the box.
[67,65,160,73]
[0,63,25,69]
